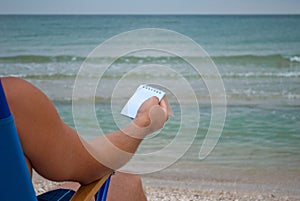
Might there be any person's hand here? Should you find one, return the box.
[133,96,168,134]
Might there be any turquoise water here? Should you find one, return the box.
[0,15,299,172]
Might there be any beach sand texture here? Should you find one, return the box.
[33,177,298,201]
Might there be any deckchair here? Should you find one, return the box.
[0,80,112,201]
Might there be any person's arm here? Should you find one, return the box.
[85,96,168,171]
[1,77,168,185]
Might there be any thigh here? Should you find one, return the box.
[2,77,106,184]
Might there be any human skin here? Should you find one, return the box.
[1,77,168,185]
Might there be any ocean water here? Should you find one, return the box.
[0,15,299,174]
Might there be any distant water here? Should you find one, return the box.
[0,15,299,173]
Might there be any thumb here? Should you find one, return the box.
[159,98,169,121]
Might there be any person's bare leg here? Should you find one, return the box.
[107,172,147,201]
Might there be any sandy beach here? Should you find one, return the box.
[32,177,297,201]
[33,164,300,201]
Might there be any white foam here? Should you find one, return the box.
[290,56,300,62]
[224,71,300,78]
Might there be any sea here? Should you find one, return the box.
[0,15,299,177]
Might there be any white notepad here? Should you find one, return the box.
[121,85,166,119]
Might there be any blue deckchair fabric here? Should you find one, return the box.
[37,189,75,201]
[37,174,112,201]
[0,80,37,201]
[0,80,11,118]
[95,175,112,201]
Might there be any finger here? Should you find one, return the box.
[161,96,174,117]
[151,96,159,104]
[149,105,166,130]
[158,98,168,120]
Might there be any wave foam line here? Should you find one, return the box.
[1,54,300,64]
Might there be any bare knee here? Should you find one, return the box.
[112,172,143,189]
[130,174,143,189]
[108,172,147,201]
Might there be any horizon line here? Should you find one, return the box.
[0,13,300,16]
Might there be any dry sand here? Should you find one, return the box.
[33,171,299,201]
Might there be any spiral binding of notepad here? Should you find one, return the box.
[141,85,164,96]
[121,85,166,119]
